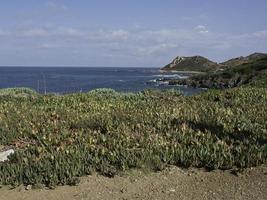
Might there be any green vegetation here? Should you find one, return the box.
[0,87,266,187]
[169,58,267,88]
[0,88,38,97]
[162,56,220,72]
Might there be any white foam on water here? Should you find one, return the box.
[153,74,189,79]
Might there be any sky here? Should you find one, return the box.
[0,0,267,67]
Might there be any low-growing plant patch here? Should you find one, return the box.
[0,87,266,187]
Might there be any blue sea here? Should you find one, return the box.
[0,67,203,95]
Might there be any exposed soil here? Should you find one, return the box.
[0,165,266,200]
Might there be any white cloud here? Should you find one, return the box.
[195,25,206,30]
[253,30,267,38]
[194,25,209,34]
[84,29,129,42]
[46,2,68,11]
[39,43,59,49]
[110,30,129,39]
[200,30,209,33]
[57,28,85,37]
[137,43,178,56]
[20,28,50,37]
[5,26,267,49]
[1,25,267,66]
[16,27,85,38]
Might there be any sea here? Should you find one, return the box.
[0,67,203,95]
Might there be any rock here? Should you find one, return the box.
[169,188,176,192]
[120,188,127,193]
[32,183,44,190]
[26,185,32,190]
[231,169,243,177]
[0,145,4,151]
[0,149,15,162]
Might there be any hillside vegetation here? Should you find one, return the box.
[162,52,267,73]
[221,52,267,68]
[162,56,220,72]
[0,87,266,187]
[169,56,267,88]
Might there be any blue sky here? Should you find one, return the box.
[0,0,267,67]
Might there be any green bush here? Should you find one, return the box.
[0,87,266,187]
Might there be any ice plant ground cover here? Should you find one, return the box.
[0,87,266,187]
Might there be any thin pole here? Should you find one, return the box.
[42,73,47,95]
[37,80,40,93]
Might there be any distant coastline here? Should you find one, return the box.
[159,52,267,89]
[159,69,204,74]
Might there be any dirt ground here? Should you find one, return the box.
[0,165,266,200]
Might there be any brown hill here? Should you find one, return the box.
[162,56,220,72]
[221,52,267,68]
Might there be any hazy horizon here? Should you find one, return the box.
[0,0,267,67]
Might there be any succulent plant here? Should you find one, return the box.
[0,87,266,187]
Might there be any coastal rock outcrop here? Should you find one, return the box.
[162,56,220,72]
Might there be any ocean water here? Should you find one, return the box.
[0,67,203,95]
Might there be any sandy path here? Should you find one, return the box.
[0,165,266,200]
